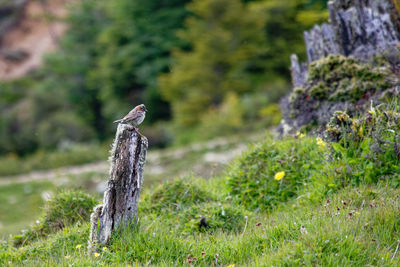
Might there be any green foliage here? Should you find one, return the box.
[194,93,245,141]
[142,177,247,234]
[39,0,109,137]
[0,85,97,155]
[37,113,95,149]
[176,202,248,233]
[0,0,330,155]
[173,92,282,145]
[10,190,97,247]
[92,0,191,123]
[324,102,400,186]
[160,0,328,137]
[227,136,323,210]
[0,0,108,155]
[143,178,214,212]
[260,0,327,79]
[258,103,282,126]
[161,0,268,128]
[140,122,173,148]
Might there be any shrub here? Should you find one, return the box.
[11,190,97,247]
[174,92,282,144]
[196,93,245,139]
[143,178,214,212]
[175,202,249,233]
[226,136,323,210]
[140,122,173,148]
[324,102,400,186]
[259,103,282,127]
[142,179,248,234]
[37,112,95,149]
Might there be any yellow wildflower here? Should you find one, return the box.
[227,265,235,267]
[102,247,108,251]
[316,137,326,148]
[296,131,305,139]
[274,171,285,181]
[368,109,376,115]
[75,244,82,249]
[358,126,363,138]
[94,252,100,258]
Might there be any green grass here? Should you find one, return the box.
[0,177,105,238]
[227,136,323,210]
[1,185,400,266]
[0,181,55,238]
[1,102,400,265]
[0,133,260,238]
[10,190,97,247]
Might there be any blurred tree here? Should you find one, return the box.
[41,0,109,138]
[0,78,94,154]
[0,0,108,154]
[0,0,329,154]
[90,0,191,124]
[160,0,268,128]
[0,79,37,155]
[161,0,328,130]
[258,0,328,80]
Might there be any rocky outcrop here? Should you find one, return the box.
[280,0,400,135]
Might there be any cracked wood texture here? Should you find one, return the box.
[291,0,400,88]
[89,124,148,249]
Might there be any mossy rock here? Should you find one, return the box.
[304,55,394,103]
[281,54,399,134]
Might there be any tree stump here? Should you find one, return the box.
[88,124,148,250]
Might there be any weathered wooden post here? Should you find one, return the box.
[88,124,148,250]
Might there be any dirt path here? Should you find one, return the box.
[0,133,263,186]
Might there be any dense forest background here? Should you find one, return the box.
[0,0,328,155]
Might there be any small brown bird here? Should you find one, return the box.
[113,104,147,129]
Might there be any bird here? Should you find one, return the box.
[113,104,147,130]
[198,216,209,230]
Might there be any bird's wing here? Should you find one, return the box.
[122,108,140,122]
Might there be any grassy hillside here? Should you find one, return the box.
[2,183,400,266]
[0,133,260,239]
[1,103,400,266]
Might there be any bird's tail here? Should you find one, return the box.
[113,119,123,123]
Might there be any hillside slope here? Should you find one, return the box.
[1,130,400,265]
[0,0,70,80]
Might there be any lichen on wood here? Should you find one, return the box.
[88,124,148,250]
